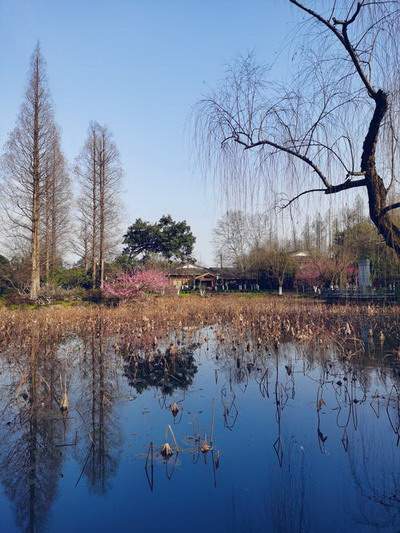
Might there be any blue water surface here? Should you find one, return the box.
[0,329,399,533]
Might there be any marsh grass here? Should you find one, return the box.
[0,295,399,351]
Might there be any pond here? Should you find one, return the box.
[0,322,400,532]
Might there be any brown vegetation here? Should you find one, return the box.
[0,295,398,355]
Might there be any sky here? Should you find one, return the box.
[0,0,298,265]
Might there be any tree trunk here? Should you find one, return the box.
[50,143,57,275]
[30,55,41,300]
[361,90,400,256]
[31,185,41,299]
[84,227,89,272]
[50,176,57,274]
[44,164,51,284]
[91,133,97,289]
[99,134,105,290]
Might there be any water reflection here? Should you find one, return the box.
[0,331,67,532]
[123,346,198,395]
[347,424,400,529]
[74,320,122,494]
[0,320,400,532]
[270,439,307,533]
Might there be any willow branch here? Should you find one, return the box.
[380,202,400,216]
[279,177,367,210]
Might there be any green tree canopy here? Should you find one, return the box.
[0,254,9,267]
[334,218,400,284]
[0,254,10,293]
[122,215,195,263]
[335,220,381,260]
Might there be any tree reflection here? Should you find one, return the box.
[74,319,122,494]
[0,331,66,532]
[270,439,308,533]
[347,411,400,529]
[123,348,197,395]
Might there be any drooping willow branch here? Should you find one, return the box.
[196,0,400,256]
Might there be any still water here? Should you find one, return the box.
[0,324,400,532]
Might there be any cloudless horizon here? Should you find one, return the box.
[0,1,298,265]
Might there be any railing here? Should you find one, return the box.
[323,288,396,303]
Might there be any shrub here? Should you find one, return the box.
[83,289,103,303]
[50,267,92,290]
[4,291,32,306]
[4,285,85,306]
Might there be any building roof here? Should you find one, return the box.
[195,273,217,281]
[168,264,208,277]
[168,264,257,281]
[290,250,310,258]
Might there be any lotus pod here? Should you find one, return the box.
[170,402,180,417]
[161,442,173,458]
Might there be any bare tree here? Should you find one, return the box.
[77,218,91,272]
[97,125,122,288]
[75,122,122,288]
[42,128,71,282]
[195,1,400,256]
[213,209,271,268]
[312,212,327,252]
[75,123,99,287]
[1,44,56,299]
[247,211,272,249]
[213,210,248,268]
[248,244,295,295]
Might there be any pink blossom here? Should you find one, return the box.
[295,262,322,284]
[295,256,355,287]
[103,269,170,300]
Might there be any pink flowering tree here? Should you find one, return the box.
[103,269,170,300]
[296,254,355,290]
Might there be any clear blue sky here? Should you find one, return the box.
[0,0,295,264]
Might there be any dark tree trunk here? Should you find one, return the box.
[361,90,400,256]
